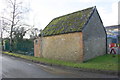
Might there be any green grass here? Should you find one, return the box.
[3,51,119,71]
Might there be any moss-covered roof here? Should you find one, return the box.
[42,7,95,36]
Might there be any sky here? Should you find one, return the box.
[28,0,119,29]
[0,0,119,37]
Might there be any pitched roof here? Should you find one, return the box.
[42,7,95,37]
[105,25,120,30]
[105,25,120,36]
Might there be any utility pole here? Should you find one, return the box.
[0,18,2,52]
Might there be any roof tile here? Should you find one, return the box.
[42,7,95,36]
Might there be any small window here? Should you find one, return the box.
[35,40,38,44]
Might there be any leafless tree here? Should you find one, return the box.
[2,0,30,52]
[0,18,10,49]
[29,27,40,39]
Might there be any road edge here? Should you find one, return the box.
[2,53,119,76]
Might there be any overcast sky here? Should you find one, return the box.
[29,0,119,29]
[0,0,119,29]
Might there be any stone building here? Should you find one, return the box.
[34,6,107,62]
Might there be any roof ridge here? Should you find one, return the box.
[53,6,95,21]
[81,6,96,30]
[106,25,120,27]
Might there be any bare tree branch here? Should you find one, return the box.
[1,17,12,22]
[7,0,14,6]
[14,12,23,18]
[14,19,20,26]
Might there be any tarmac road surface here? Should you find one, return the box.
[1,54,118,78]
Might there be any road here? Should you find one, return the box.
[1,54,118,78]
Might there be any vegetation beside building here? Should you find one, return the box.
[3,51,119,71]
[3,39,34,56]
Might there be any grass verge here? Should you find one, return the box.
[2,51,119,71]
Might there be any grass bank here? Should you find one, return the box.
[2,51,119,71]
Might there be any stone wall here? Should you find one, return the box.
[82,9,107,61]
[41,32,83,62]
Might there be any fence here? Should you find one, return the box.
[4,39,34,56]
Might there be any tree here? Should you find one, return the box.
[2,0,29,52]
[0,17,10,50]
[29,28,40,39]
[13,27,30,40]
